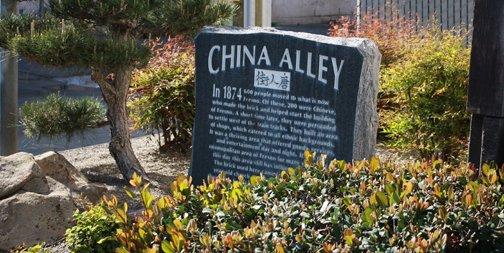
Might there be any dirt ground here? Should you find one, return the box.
[61,134,191,201]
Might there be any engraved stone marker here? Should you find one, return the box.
[190,27,381,184]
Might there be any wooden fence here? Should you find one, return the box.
[357,0,474,31]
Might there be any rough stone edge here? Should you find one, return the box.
[352,40,381,160]
[196,26,369,48]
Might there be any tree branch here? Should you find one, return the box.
[91,68,117,100]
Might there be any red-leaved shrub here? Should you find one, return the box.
[329,15,418,66]
[129,36,196,151]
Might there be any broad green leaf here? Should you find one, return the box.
[141,184,154,209]
[161,240,175,253]
[389,192,400,205]
[362,207,374,228]
[376,191,388,207]
[482,164,491,177]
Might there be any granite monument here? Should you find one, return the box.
[190,27,381,184]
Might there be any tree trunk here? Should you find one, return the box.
[467,0,504,169]
[93,68,148,181]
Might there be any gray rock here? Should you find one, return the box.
[35,151,106,203]
[0,185,76,251]
[351,39,381,160]
[0,152,107,251]
[0,152,47,200]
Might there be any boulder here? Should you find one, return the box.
[35,151,106,202]
[0,183,76,251]
[0,152,48,200]
[0,152,107,251]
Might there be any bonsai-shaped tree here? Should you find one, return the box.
[0,0,235,180]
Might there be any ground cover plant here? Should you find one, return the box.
[65,205,120,253]
[330,16,471,161]
[69,152,504,252]
[20,93,106,139]
[129,36,195,151]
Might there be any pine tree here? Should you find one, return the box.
[0,0,235,180]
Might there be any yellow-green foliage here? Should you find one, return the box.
[72,152,504,252]
[129,50,195,150]
[11,243,50,253]
[65,205,120,253]
[381,29,471,160]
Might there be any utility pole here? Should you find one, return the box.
[243,0,255,27]
[0,0,19,156]
[255,0,271,27]
[467,0,504,170]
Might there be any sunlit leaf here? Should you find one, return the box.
[129,172,142,188]
[376,191,389,207]
[370,156,380,172]
[161,240,175,253]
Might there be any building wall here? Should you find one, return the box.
[272,0,356,25]
[18,1,39,15]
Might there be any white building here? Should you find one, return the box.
[272,0,355,25]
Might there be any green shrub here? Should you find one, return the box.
[20,93,106,139]
[73,152,504,252]
[65,205,119,253]
[129,37,195,151]
[381,29,471,160]
[331,17,471,161]
[11,243,50,253]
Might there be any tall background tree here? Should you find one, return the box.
[0,0,235,180]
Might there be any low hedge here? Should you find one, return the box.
[70,152,504,252]
[20,93,106,139]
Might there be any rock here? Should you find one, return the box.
[35,151,107,203]
[0,152,107,251]
[0,152,49,200]
[0,183,76,251]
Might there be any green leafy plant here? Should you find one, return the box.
[331,17,471,161]
[20,93,106,140]
[65,205,120,253]
[381,29,470,160]
[11,243,50,253]
[69,151,504,252]
[129,37,195,151]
